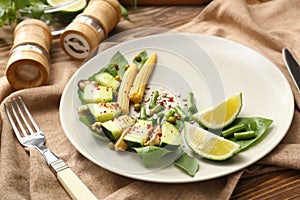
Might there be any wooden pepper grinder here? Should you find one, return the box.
[60,0,122,60]
[6,19,52,90]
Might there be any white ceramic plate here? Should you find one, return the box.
[60,33,294,183]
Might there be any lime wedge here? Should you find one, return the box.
[47,0,87,12]
[46,0,87,23]
[192,92,242,129]
[184,122,241,161]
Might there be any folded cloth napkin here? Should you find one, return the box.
[1,0,300,199]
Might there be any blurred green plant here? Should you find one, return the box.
[0,0,130,27]
[0,0,48,27]
[119,0,138,20]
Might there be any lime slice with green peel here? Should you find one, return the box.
[184,122,241,161]
[47,0,87,12]
[192,92,242,129]
[46,0,87,23]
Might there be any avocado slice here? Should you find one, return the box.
[87,102,121,122]
[123,120,153,148]
[83,83,113,103]
[160,121,181,149]
[101,115,136,142]
[95,72,120,91]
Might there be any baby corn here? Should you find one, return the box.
[129,52,157,104]
[117,64,138,115]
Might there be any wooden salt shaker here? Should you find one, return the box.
[6,19,52,90]
[60,0,121,60]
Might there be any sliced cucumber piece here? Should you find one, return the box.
[123,120,153,148]
[95,72,120,91]
[101,115,136,142]
[160,121,181,149]
[83,83,113,103]
[87,102,121,122]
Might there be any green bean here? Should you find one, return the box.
[174,106,189,121]
[149,111,164,125]
[165,109,175,119]
[140,106,147,119]
[149,104,165,116]
[234,130,256,140]
[175,119,184,131]
[149,90,159,109]
[187,92,198,114]
[221,123,246,138]
[161,109,175,124]
[156,111,165,125]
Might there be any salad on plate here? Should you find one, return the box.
[76,50,273,177]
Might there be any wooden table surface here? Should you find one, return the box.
[1,5,300,199]
[233,169,300,199]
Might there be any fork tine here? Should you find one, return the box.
[13,97,36,135]
[17,97,40,132]
[4,99,28,140]
[4,102,22,142]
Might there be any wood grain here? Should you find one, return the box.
[232,169,300,199]
[115,6,203,31]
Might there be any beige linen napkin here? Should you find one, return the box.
[1,0,300,199]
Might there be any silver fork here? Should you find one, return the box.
[4,96,97,200]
